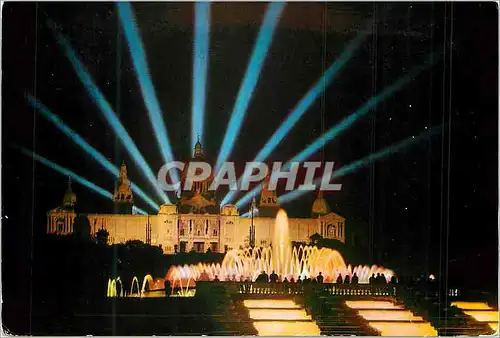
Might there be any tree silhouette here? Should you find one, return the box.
[95,229,109,245]
[309,233,323,246]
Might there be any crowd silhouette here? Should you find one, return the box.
[201,270,400,296]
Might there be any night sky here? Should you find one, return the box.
[2,3,498,282]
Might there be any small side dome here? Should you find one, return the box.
[62,177,77,208]
[158,203,178,215]
[193,137,204,159]
[220,204,239,216]
[312,192,329,216]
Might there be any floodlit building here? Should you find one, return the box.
[47,142,345,253]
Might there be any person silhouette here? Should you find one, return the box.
[317,272,324,283]
[369,273,375,285]
[344,274,350,284]
[351,273,359,285]
[336,273,343,284]
[213,275,220,282]
[270,271,278,283]
[257,271,269,283]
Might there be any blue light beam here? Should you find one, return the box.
[48,21,171,204]
[279,127,441,204]
[26,94,160,212]
[241,208,259,218]
[215,2,286,172]
[19,147,148,215]
[191,2,211,153]
[117,3,180,186]
[235,183,263,210]
[288,59,436,165]
[233,56,439,209]
[222,34,367,206]
[254,33,367,164]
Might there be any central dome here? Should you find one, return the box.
[312,192,329,216]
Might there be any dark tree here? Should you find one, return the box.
[95,229,109,245]
[309,233,323,246]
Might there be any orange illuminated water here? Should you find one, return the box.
[166,209,394,289]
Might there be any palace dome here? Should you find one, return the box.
[62,177,77,208]
[312,192,329,216]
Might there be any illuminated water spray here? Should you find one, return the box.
[130,276,140,296]
[107,277,124,297]
[166,209,394,288]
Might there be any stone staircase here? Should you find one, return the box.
[197,283,257,335]
[304,295,379,336]
[241,296,321,336]
[343,298,438,336]
[395,287,497,336]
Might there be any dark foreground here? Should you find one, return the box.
[3,282,497,336]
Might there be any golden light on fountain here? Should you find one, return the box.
[166,209,394,290]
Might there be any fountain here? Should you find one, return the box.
[141,274,154,294]
[130,276,140,296]
[166,209,394,290]
[107,277,124,297]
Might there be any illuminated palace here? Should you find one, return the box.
[47,141,345,254]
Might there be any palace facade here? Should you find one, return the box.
[47,141,345,253]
